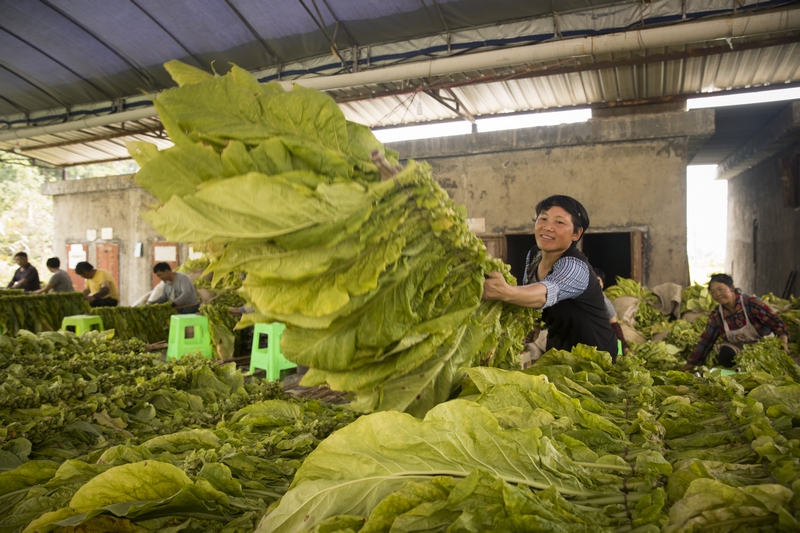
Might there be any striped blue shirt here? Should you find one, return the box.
[524,253,591,309]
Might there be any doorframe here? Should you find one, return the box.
[478,234,507,262]
[579,226,647,284]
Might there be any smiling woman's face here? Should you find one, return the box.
[709,281,737,307]
[534,206,581,253]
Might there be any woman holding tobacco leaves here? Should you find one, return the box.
[681,273,789,371]
[482,195,620,361]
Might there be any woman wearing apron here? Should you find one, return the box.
[682,273,789,371]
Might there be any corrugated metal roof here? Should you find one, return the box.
[2,38,799,167]
[2,117,170,167]
[341,40,800,126]
[1,0,799,167]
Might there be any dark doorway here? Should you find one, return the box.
[581,232,632,287]
[506,234,538,284]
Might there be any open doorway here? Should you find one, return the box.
[506,234,537,283]
[581,231,643,286]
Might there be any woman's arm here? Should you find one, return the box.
[482,272,548,308]
[748,296,790,350]
[482,256,590,310]
[683,312,721,370]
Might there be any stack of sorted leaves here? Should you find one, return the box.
[128,60,537,417]
[660,318,705,360]
[0,292,89,336]
[88,303,175,344]
[604,277,658,303]
[634,300,670,338]
[735,336,800,381]
[200,303,242,360]
[680,283,715,315]
[603,277,666,338]
[761,293,800,354]
[632,340,684,371]
[0,329,357,532]
[653,368,800,532]
[4,329,800,532]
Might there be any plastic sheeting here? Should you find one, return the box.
[1,0,796,121]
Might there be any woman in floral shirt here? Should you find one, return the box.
[683,273,789,371]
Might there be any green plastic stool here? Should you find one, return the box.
[250,323,295,381]
[61,314,104,335]
[167,314,213,360]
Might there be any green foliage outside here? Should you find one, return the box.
[0,154,139,286]
[0,154,53,284]
[62,160,138,181]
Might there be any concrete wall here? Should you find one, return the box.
[388,109,714,287]
[42,109,712,302]
[42,175,184,306]
[726,150,800,297]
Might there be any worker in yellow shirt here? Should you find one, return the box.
[74,261,120,307]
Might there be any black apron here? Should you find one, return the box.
[525,246,619,359]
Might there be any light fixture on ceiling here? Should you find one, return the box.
[686,86,800,110]
[373,121,472,143]
[372,108,592,143]
[476,109,592,133]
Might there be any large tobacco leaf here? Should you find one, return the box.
[130,61,536,416]
[257,398,627,532]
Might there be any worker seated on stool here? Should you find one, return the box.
[682,273,789,372]
[75,261,119,307]
[6,251,40,292]
[30,257,74,294]
[150,262,200,314]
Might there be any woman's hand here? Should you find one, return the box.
[482,271,509,301]
[779,334,790,352]
[680,363,696,372]
[523,326,541,344]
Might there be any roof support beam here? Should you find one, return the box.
[423,88,475,123]
[0,62,68,109]
[277,9,800,91]
[17,124,164,152]
[56,155,132,168]
[130,0,210,71]
[320,0,357,46]
[0,107,158,142]
[717,101,800,180]
[336,34,800,103]
[296,0,347,66]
